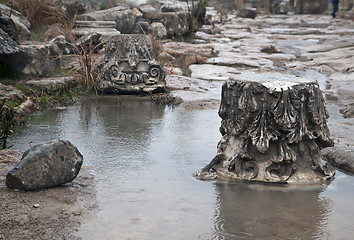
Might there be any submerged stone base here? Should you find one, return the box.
[99,34,165,94]
[194,72,335,184]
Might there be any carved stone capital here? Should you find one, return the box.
[195,72,335,184]
[99,34,166,93]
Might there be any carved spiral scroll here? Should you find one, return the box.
[265,162,294,182]
[234,156,258,180]
[149,65,161,78]
[106,64,123,84]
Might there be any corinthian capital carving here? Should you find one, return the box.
[194,72,335,184]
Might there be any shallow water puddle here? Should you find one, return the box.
[11,96,354,240]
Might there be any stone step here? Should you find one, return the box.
[75,20,116,28]
[72,20,120,41]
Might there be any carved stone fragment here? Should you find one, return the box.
[99,34,166,94]
[194,72,335,184]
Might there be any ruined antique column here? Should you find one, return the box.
[99,34,166,94]
[194,73,335,184]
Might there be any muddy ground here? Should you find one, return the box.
[0,150,97,240]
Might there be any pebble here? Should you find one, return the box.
[33,204,40,208]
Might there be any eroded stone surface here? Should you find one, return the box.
[194,72,335,184]
[99,34,165,93]
[322,146,354,174]
[6,140,83,191]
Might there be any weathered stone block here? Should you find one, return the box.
[7,42,61,77]
[194,72,335,184]
[6,140,83,191]
[99,34,165,94]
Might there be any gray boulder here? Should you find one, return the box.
[0,28,21,55]
[6,140,83,191]
[0,28,22,77]
[161,12,189,38]
[237,7,257,19]
[139,4,162,20]
[7,41,61,77]
[0,16,20,42]
[149,22,167,39]
[0,3,31,40]
[49,35,72,55]
[322,146,354,174]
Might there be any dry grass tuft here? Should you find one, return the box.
[148,34,163,59]
[4,0,67,30]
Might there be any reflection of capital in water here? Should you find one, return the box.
[211,183,331,239]
[79,96,165,138]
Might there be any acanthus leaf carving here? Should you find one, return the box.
[248,99,280,154]
[197,75,335,184]
[99,34,166,93]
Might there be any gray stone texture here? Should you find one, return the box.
[322,146,354,174]
[0,3,31,41]
[6,140,83,191]
[195,73,335,184]
[99,34,165,94]
[0,16,20,42]
[7,41,61,77]
[0,28,21,55]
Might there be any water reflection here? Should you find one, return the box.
[10,96,354,240]
[211,183,331,240]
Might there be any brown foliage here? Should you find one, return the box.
[4,0,68,30]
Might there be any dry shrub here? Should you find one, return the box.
[6,0,67,30]
[71,44,103,95]
[64,22,104,94]
[148,34,163,59]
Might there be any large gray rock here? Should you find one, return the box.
[0,28,21,55]
[161,12,189,38]
[7,41,61,77]
[0,16,20,42]
[322,146,354,174]
[0,3,31,40]
[149,22,167,39]
[237,7,257,19]
[6,140,83,191]
[0,28,22,77]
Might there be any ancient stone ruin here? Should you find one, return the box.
[99,34,166,94]
[194,72,335,184]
